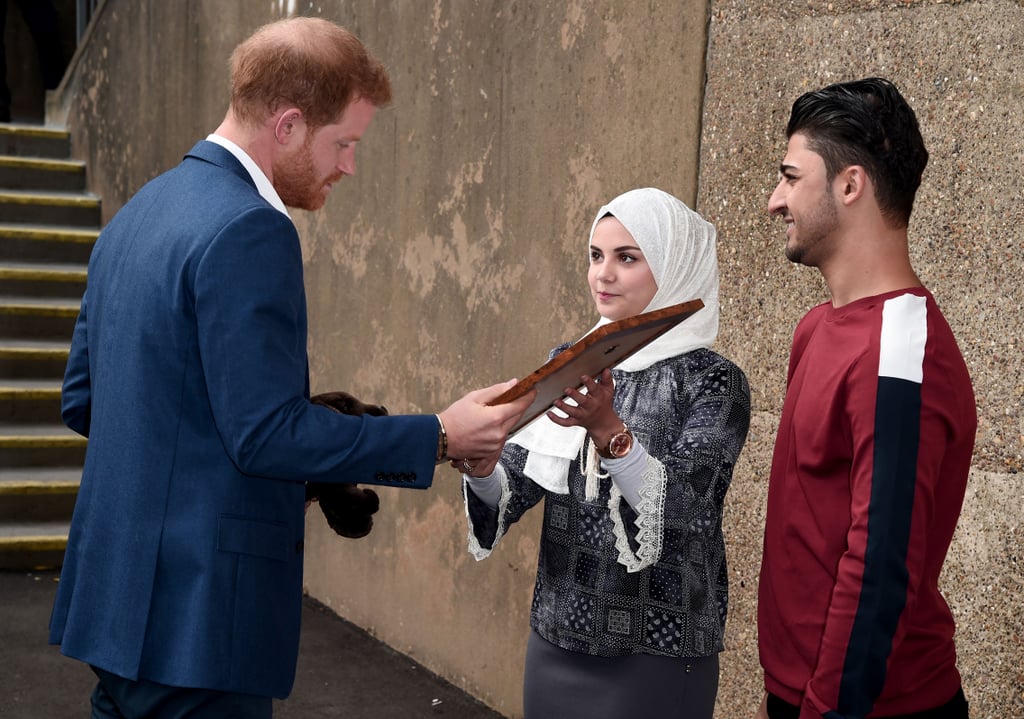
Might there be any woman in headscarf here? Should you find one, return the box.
[458,187,751,718]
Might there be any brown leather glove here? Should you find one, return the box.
[306,391,387,539]
[310,391,388,418]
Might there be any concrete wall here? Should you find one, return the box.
[50,0,1021,717]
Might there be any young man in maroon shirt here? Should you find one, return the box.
[756,78,976,719]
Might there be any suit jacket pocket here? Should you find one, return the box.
[217,514,290,562]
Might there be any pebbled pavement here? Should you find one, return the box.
[1,570,504,718]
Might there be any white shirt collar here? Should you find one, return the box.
[205,134,290,218]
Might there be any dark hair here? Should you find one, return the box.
[229,17,391,131]
[786,77,928,228]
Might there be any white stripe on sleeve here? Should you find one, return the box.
[879,294,927,384]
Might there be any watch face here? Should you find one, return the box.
[609,431,632,458]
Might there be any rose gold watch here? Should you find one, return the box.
[596,423,633,459]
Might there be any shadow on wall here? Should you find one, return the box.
[1,0,76,123]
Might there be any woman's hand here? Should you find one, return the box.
[547,368,623,447]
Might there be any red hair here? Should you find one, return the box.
[229,17,391,130]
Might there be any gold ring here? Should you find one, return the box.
[462,459,475,473]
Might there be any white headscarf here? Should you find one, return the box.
[509,187,721,493]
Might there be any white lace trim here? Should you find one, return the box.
[465,463,513,561]
[609,455,667,573]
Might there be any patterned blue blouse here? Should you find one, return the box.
[464,346,751,658]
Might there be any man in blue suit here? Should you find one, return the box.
[50,17,533,718]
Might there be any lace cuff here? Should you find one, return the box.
[465,463,513,561]
[608,454,667,572]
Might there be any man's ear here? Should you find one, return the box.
[273,108,305,145]
[836,165,868,207]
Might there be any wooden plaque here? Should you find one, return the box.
[491,299,704,434]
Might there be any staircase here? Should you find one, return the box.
[0,124,99,570]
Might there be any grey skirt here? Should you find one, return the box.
[522,631,720,719]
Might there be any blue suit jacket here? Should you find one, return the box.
[50,141,438,698]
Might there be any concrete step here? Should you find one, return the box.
[0,382,63,424]
[0,338,69,380]
[0,423,86,441]
[0,156,86,192]
[0,466,80,493]
[0,190,100,228]
[0,260,88,298]
[0,424,87,468]
[0,295,79,339]
[0,222,98,264]
[0,467,79,523]
[0,520,69,570]
[0,125,71,159]
[0,124,84,573]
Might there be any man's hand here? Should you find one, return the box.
[754,692,769,719]
[450,446,502,478]
[440,379,535,462]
